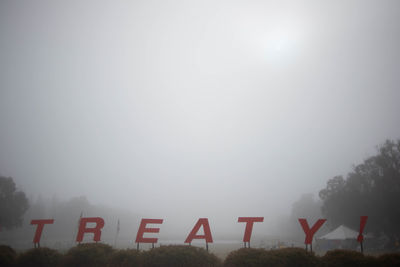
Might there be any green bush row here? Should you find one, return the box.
[224,248,400,267]
[0,243,221,267]
[1,244,400,267]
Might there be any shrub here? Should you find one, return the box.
[224,248,279,267]
[107,249,142,267]
[269,248,320,267]
[142,245,221,267]
[0,245,17,267]
[63,243,114,267]
[17,247,62,267]
[377,252,400,267]
[363,255,379,267]
[224,248,318,267]
[321,249,376,267]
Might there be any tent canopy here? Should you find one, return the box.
[319,225,360,240]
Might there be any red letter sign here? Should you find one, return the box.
[357,216,368,242]
[185,218,213,243]
[76,217,105,242]
[135,219,163,243]
[298,218,326,244]
[238,217,264,242]
[31,219,54,244]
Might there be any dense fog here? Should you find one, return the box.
[1,0,400,250]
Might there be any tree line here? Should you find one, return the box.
[319,139,400,248]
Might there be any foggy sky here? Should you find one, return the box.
[1,0,400,224]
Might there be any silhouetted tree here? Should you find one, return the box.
[319,140,400,246]
[0,176,29,230]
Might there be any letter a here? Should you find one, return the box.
[185,218,213,243]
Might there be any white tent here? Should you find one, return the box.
[319,225,359,240]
